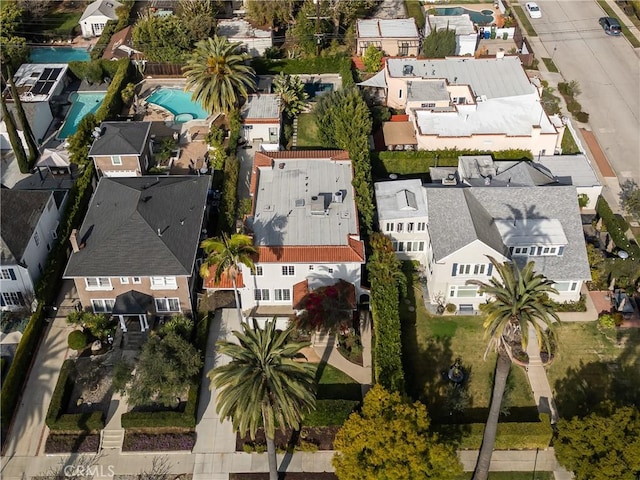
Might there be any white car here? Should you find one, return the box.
[525,2,542,18]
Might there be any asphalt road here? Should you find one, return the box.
[524,0,640,184]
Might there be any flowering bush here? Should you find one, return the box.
[296,280,355,332]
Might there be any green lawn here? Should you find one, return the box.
[546,322,640,419]
[512,5,538,37]
[295,113,323,149]
[400,273,537,423]
[541,57,559,73]
[560,127,580,155]
[314,362,361,401]
[455,473,553,480]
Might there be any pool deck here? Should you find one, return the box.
[426,3,503,25]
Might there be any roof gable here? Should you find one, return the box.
[1,190,52,263]
[81,0,122,21]
[89,122,151,157]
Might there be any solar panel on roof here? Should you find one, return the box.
[41,68,53,80]
[49,68,62,80]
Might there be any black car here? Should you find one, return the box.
[599,17,622,35]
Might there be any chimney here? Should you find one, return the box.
[70,229,80,253]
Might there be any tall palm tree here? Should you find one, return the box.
[209,318,317,480]
[199,233,257,324]
[273,73,308,119]
[183,36,256,115]
[466,257,559,480]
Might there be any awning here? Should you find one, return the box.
[357,69,387,89]
[112,290,153,315]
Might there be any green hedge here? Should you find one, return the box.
[95,59,133,122]
[435,414,553,450]
[304,399,360,426]
[405,0,426,30]
[220,156,240,233]
[596,196,640,260]
[371,149,533,178]
[251,56,354,86]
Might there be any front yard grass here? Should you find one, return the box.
[560,127,581,154]
[295,113,323,149]
[315,362,361,401]
[400,272,536,423]
[546,322,640,419]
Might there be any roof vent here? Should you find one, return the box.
[402,65,414,76]
[333,191,344,203]
[295,199,305,207]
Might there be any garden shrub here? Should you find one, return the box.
[67,330,88,351]
[575,111,589,123]
[566,99,582,114]
[546,294,587,312]
[45,433,100,453]
[304,399,360,426]
[123,431,196,451]
[596,196,640,260]
[598,313,616,329]
[445,303,457,314]
[220,156,240,233]
[90,20,118,60]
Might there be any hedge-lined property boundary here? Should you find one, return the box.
[596,196,640,260]
[435,414,553,450]
[46,360,105,432]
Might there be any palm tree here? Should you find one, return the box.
[466,257,559,480]
[199,233,257,324]
[209,318,317,480]
[183,36,256,115]
[273,73,308,119]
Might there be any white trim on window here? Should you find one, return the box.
[132,277,142,284]
[85,277,112,290]
[449,285,483,298]
[253,266,263,276]
[254,289,270,301]
[274,289,291,302]
[150,276,177,290]
[281,266,294,276]
[155,297,180,312]
[112,155,122,166]
[417,222,426,231]
[120,277,129,284]
[91,298,115,313]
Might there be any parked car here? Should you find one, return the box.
[525,2,542,18]
[599,17,622,35]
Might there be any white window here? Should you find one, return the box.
[473,264,486,275]
[396,242,405,252]
[397,223,404,232]
[274,289,291,301]
[112,155,122,165]
[254,289,270,301]
[542,247,558,256]
[386,223,394,232]
[417,222,426,231]
[512,246,529,256]
[253,266,263,276]
[407,223,414,232]
[91,299,115,313]
[150,276,177,289]
[1,268,15,280]
[34,231,40,247]
[155,298,180,312]
[554,281,579,292]
[449,285,482,298]
[132,277,142,284]
[457,264,472,275]
[282,266,295,276]
[85,277,112,290]
[2,292,24,306]
[406,241,424,252]
[120,277,129,284]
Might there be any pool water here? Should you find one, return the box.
[58,92,106,139]
[304,82,334,99]
[30,46,91,63]
[435,7,495,25]
[146,88,209,119]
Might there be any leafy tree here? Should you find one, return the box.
[133,13,196,63]
[273,73,308,119]
[6,71,39,163]
[0,94,28,173]
[200,233,257,324]
[119,331,202,407]
[159,314,194,341]
[620,179,640,221]
[209,319,317,480]
[296,280,354,332]
[291,1,332,56]
[555,405,640,480]
[327,0,378,36]
[422,27,457,58]
[465,257,559,480]
[177,0,217,44]
[333,385,463,480]
[362,44,383,73]
[0,3,29,74]
[183,36,256,115]
[245,0,297,28]
[67,114,98,165]
[205,124,226,171]
[66,311,115,341]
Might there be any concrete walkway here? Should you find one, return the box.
[525,326,559,424]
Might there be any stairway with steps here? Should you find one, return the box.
[123,331,146,350]
[99,428,124,450]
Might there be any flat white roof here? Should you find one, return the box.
[535,155,600,187]
[357,18,419,38]
[241,94,280,120]
[250,159,357,246]
[374,179,427,220]
[415,94,556,136]
[495,218,568,246]
[427,14,476,36]
[11,64,68,102]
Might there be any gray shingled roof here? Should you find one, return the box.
[89,122,151,157]
[63,176,209,278]
[80,0,122,21]
[1,189,52,263]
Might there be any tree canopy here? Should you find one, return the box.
[333,385,463,480]
[555,405,640,480]
[422,28,457,58]
[363,45,383,73]
[0,3,29,73]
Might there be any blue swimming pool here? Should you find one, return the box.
[30,46,91,63]
[58,92,106,139]
[146,88,209,120]
[436,7,495,25]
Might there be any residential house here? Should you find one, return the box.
[204,151,366,329]
[425,14,477,56]
[240,94,281,145]
[360,56,564,156]
[63,176,210,332]
[89,121,153,177]
[375,177,591,310]
[535,154,602,210]
[1,189,68,311]
[79,0,122,38]
[102,26,143,61]
[1,63,69,148]
[356,19,421,57]
[217,19,272,57]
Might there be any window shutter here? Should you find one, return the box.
[487,263,493,276]
[558,246,565,256]
[9,269,16,280]
[452,263,458,276]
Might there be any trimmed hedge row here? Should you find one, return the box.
[596,196,640,260]
[434,414,553,450]
[371,149,533,178]
[251,56,354,87]
[220,156,240,233]
[46,360,105,432]
[304,399,360,427]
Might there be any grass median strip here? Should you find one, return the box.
[512,5,538,37]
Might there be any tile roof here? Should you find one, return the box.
[64,176,209,278]
[1,190,52,263]
[292,279,309,309]
[256,245,364,263]
[203,271,245,289]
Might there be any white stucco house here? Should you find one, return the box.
[356,18,421,56]
[374,167,591,311]
[425,14,478,56]
[240,94,281,145]
[217,19,272,57]
[1,189,68,311]
[360,56,565,156]
[204,150,366,329]
[2,64,69,147]
[79,0,122,38]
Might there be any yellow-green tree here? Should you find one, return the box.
[333,385,462,480]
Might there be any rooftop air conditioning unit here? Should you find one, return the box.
[333,191,344,203]
[442,174,457,186]
[403,65,414,76]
